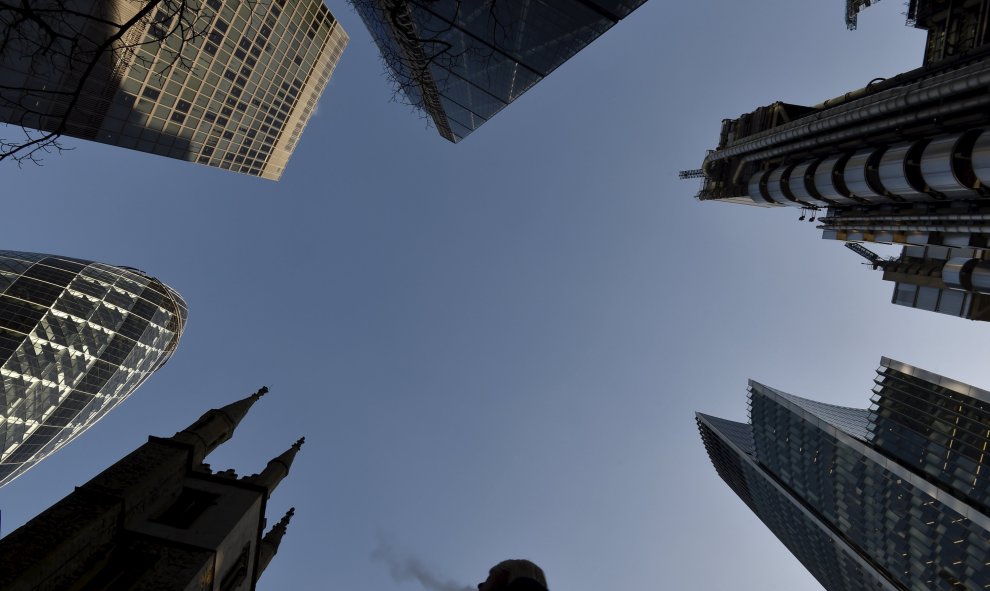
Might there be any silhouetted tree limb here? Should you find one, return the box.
[349,0,510,137]
[0,0,215,165]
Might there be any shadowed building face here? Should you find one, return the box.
[0,250,187,488]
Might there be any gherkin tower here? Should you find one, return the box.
[0,250,186,487]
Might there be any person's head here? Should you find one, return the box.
[477,560,548,591]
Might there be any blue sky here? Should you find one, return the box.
[3,1,989,590]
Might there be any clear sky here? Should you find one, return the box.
[2,1,989,590]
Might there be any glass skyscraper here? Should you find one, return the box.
[697,357,990,591]
[353,0,649,142]
[0,0,347,180]
[0,250,187,488]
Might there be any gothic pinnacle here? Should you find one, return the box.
[170,386,271,464]
[243,436,305,495]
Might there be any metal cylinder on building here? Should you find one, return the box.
[969,261,990,293]
[941,257,976,291]
[748,169,775,205]
[765,166,803,207]
[786,160,832,206]
[969,130,990,189]
[843,146,889,202]
[813,153,857,204]
[921,131,981,199]
[939,257,990,295]
[877,140,929,201]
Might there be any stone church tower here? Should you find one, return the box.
[0,386,302,590]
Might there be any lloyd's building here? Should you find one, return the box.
[690,0,990,321]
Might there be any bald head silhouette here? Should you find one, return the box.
[477,560,547,591]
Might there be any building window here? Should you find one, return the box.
[151,487,219,529]
[219,543,251,591]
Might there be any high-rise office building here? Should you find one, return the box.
[689,0,990,321]
[0,250,186,488]
[0,386,302,590]
[0,0,347,180]
[697,357,990,591]
[353,0,649,142]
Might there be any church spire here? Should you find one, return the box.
[258,507,295,576]
[243,437,304,495]
[170,386,268,464]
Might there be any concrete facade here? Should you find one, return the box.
[0,0,347,179]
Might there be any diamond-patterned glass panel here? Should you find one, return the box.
[0,251,186,488]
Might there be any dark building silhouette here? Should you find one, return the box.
[0,250,186,488]
[352,0,649,142]
[0,386,302,591]
[690,0,990,321]
[697,357,990,591]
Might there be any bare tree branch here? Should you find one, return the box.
[349,0,510,139]
[0,0,215,165]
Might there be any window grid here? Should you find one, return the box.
[104,0,347,179]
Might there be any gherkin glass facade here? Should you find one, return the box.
[354,0,648,142]
[0,250,187,488]
[697,358,990,591]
